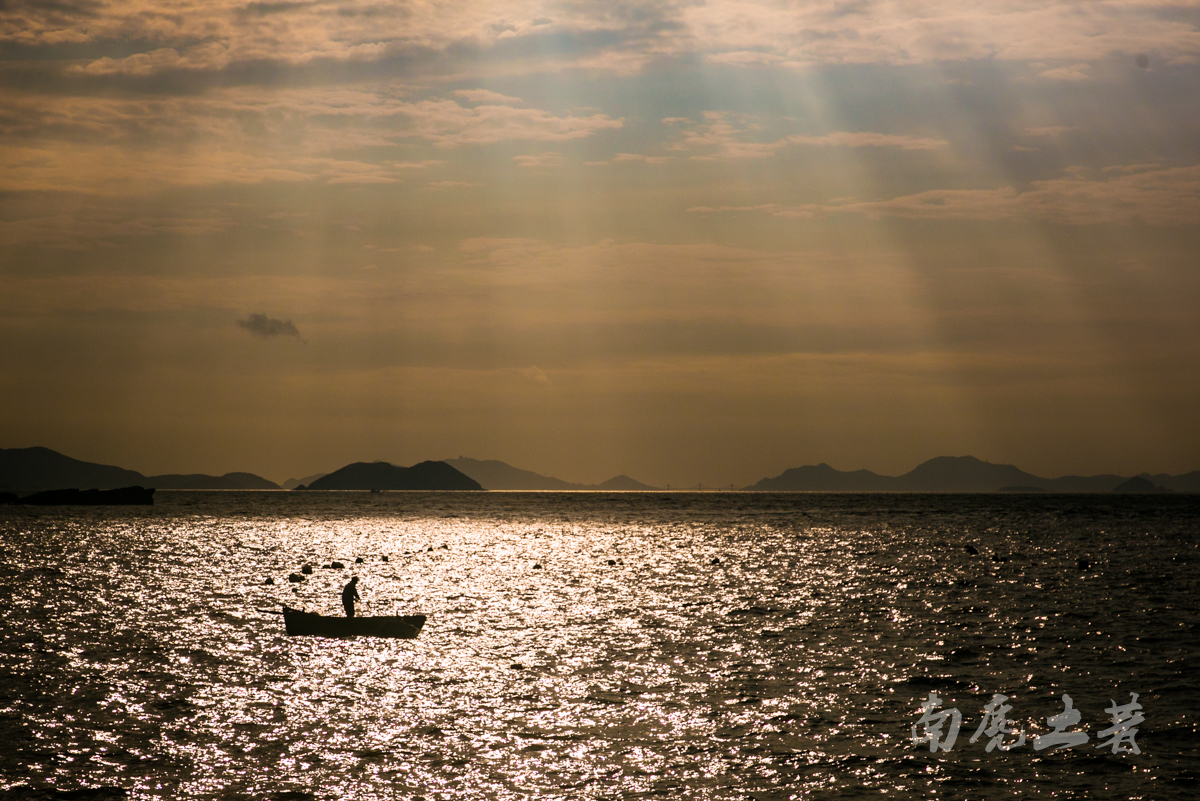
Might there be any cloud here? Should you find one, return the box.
[5,0,1200,93]
[688,203,820,219]
[453,89,523,105]
[696,165,1200,226]
[673,112,947,160]
[0,87,620,194]
[400,99,623,148]
[681,2,1200,69]
[237,313,301,339]
[836,166,1200,225]
[512,152,564,168]
[0,209,237,249]
[1023,127,1075,138]
[1039,63,1091,82]
[585,152,674,165]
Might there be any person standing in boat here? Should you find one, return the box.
[342,576,360,618]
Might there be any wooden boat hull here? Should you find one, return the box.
[282,606,425,638]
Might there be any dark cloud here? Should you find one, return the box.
[237,313,300,339]
[238,1,314,17]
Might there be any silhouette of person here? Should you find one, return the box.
[342,576,360,618]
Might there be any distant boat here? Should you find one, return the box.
[281,606,426,638]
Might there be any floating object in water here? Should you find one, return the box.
[264,577,275,585]
[964,544,979,555]
[330,561,345,569]
[281,606,425,638]
[607,559,616,566]
[1078,558,1091,571]
[355,557,364,564]
[381,555,388,562]
[711,557,721,565]
[288,573,305,583]
[533,563,543,570]
[301,564,313,575]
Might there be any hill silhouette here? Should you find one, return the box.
[0,447,279,491]
[444,457,660,490]
[892,456,1040,492]
[1110,476,1172,493]
[282,473,328,490]
[750,456,1199,492]
[444,458,587,490]
[596,474,660,490]
[306,461,481,490]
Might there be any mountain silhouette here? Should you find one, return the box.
[443,458,588,490]
[444,458,660,490]
[750,463,894,492]
[596,474,660,491]
[892,456,1040,492]
[282,473,328,490]
[0,447,279,491]
[750,456,1198,492]
[1110,476,1172,493]
[305,461,481,490]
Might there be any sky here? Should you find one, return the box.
[2,1,1199,487]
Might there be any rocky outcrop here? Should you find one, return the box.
[14,486,155,505]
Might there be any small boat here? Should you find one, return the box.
[282,606,426,638]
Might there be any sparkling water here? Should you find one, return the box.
[2,492,1197,799]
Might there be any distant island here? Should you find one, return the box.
[1,486,155,506]
[2,447,1197,496]
[443,457,660,490]
[748,455,1200,493]
[282,472,328,490]
[0,447,279,492]
[299,460,481,491]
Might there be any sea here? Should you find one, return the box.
[1,491,1197,800]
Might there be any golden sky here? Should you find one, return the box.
[2,1,1199,485]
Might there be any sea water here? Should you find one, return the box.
[1,491,1197,799]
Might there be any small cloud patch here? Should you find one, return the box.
[237,313,301,339]
[513,152,564,168]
